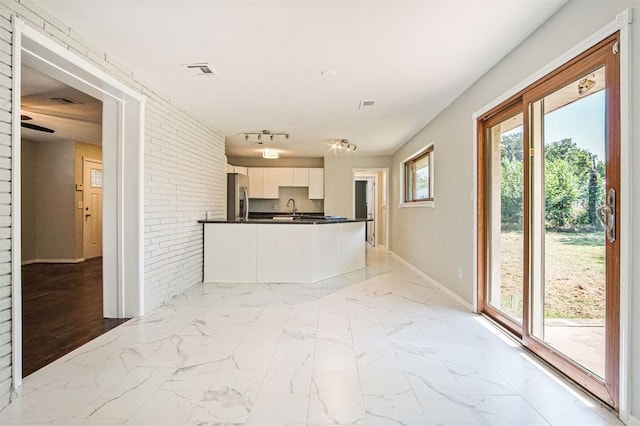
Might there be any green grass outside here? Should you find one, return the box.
[495,231,605,320]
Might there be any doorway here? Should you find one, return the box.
[355,179,374,245]
[19,64,123,377]
[353,169,389,250]
[11,19,145,387]
[477,34,620,408]
[83,159,103,259]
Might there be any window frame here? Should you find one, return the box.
[399,143,435,208]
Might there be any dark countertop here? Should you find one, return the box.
[250,211,324,216]
[199,217,371,225]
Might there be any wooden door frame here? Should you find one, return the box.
[521,34,620,409]
[477,34,620,409]
[476,101,526,339]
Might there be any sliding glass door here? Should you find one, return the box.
[478,34,620,409]
[484,107,525,332]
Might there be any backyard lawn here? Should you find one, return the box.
[499,230,605,320]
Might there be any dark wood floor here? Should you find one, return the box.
[21,258,129,377]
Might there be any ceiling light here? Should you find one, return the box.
[244,130,290,144]
[329,138,357,153]
[321,69,337,76]
[262,149,279,159]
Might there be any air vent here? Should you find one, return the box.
[50,97,82,105]
[183,62,219,77]
[359,100,375,109]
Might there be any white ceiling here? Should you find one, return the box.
[21,65,102,145]
[31,0,567,158]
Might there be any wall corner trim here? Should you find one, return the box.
[389,251,473,311]
[617,9,632,26]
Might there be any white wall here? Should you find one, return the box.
[0,0,226,397]
[324,154,391,217]
[389,0,639,420]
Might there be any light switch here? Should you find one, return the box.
[78,201,83,209]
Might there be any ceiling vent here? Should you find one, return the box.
[183,63,219,77]
[50,96,82,105]
[359,100,375,109]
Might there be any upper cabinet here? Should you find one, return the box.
[278,168,294,187]
[247,168,263,198]
[247,168,279,199]
[308,168,324,199]
[293,168,309,187]
[245,167,324,200]
[262,168,279,199]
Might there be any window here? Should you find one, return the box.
[402,145,434,205]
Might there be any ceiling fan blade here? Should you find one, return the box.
[21,122,55,133]
[21,114,32,121]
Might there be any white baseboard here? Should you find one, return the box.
[390,251,473,311]
[21,258,85,266]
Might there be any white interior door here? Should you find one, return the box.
[83,159,103,259]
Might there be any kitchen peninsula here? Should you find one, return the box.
[199,217,368,283]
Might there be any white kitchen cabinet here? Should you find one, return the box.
[262,168,279,199]
[278,167,294,186]
[308,168,324,199]
[293,168,309,187]
[247,168,263,198]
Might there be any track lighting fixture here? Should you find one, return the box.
[329,138,357,152]
[243,129,290,144]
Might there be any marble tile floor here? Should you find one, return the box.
[0,249,621,425]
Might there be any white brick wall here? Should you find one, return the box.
[0,0,227,396]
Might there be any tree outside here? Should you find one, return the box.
[499,134,606,320]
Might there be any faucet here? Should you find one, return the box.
[286,198,297,215]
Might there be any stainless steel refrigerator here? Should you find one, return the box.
[227,173,250,221]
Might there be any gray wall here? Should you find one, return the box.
[324,155,392,217]
[389,0,639,420]
[20,139,36,262]
[21,139,76,262]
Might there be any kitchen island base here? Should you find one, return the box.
[203,221,365,283]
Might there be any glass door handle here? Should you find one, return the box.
[596,188,616,243]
